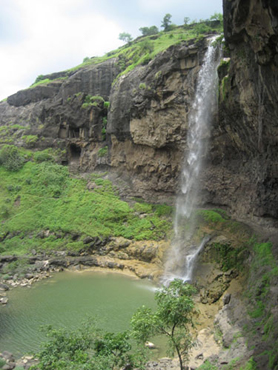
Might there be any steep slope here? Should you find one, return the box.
[208,0,278,228]
[0,7,278,369]
[0,26,221,205]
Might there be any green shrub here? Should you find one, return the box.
[195,209,224,224]
[155,71,162,79]
[197,360,218,370]
[195,23,210,35]
[81,95,105,109]
[34,150,53,163]
[98,146,108,157]
[212,243,246,272]
[0,145,25,171]
[133,202,152,214]
[33,322,148,370]
[154,204,173,217]
[139,83,146,89]
[239,357,257,370]
[139,26,159,36]
[22,135,38,146]
[0,358,6,368]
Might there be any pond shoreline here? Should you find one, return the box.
[0,237,168,304]
[0,266,161,368]
[0,254,162,309]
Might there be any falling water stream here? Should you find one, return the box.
[163,37,220,285]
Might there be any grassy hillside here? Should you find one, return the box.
[0,147,172,256]
[30,20,223,89]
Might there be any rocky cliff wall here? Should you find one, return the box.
[1,1,278,228]
[0,37,212,204]
[204,0,278,228]
[106,39,210,200]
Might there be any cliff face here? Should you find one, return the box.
[0,38,211,203]
[206,0,278,227]
[107,40,209,200]
[0,1,278,228]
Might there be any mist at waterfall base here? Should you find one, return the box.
[163,38,220,285]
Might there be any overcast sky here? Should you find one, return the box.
[0,0,222,100]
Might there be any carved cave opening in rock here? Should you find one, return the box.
[58,125,67,139]
[69,127,80,138]
[69,143,81,162]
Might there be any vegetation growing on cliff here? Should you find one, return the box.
[244,241,278,369]
[30,17,223,87]
[0,148,172,256]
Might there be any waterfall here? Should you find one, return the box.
[163,37,220,285]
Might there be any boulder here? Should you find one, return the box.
[0,284,10,291]
[0,297,8,305]
[0,256,17,263]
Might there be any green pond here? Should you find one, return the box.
[0,270,159,358]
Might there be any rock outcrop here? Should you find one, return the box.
[0,0,278,228]
[204,0,278,228]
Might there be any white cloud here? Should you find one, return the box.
[0,0,222,100]
[138,0,183,12]
[0,0,122,100]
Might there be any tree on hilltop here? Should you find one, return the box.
[119,32,133,44]
[161,13,172,31]
[139,26,159,36]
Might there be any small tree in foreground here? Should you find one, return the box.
[131,279,196,370]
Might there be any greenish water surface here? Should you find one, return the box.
[0,270,158,358]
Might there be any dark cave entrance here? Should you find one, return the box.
[69,144,81,161]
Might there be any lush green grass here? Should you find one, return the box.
[29,76,68,89]
[0,159,172,255]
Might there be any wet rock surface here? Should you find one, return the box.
[0,352,38,370]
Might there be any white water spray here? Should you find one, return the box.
[163,37,220,285]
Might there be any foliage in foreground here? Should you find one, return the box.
[131,279,196,370]
[32,280,196,370]
[31,322,148,370]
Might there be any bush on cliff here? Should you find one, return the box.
[0,145,25,171]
